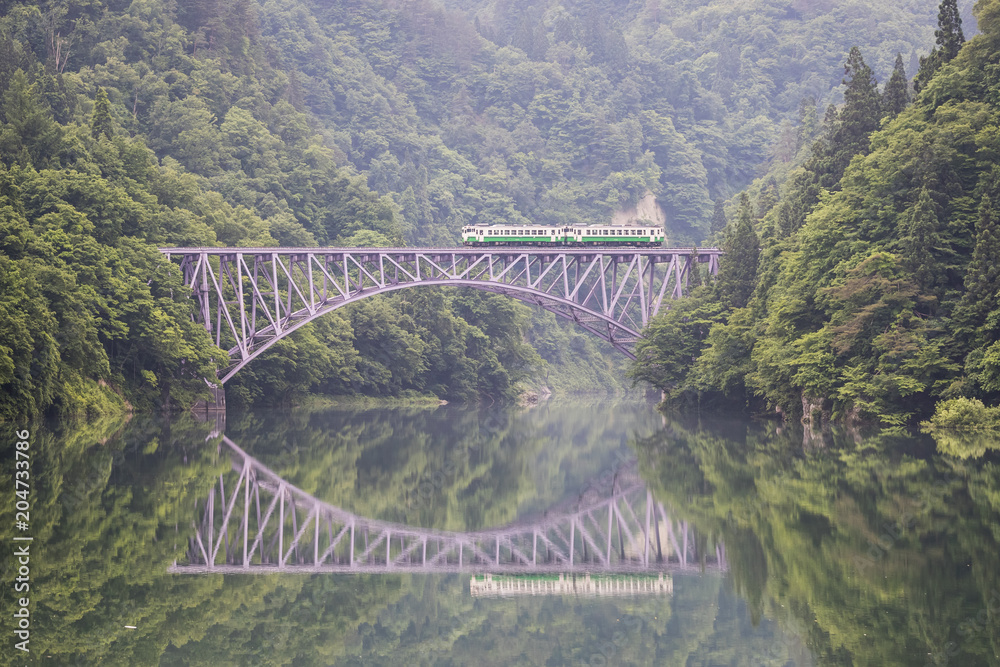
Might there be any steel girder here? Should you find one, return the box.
[159,247,722,383]
[169,437,727,576]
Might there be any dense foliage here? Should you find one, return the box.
[0,0,973,418]
[0,0,611,417]
[632,0,1000,426]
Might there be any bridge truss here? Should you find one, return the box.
[159,247,721,382]
[170,437,726,576]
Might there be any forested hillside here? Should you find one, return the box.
[632,0,1000,427]
[0,0,961,419]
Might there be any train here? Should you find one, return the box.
[461,224,666,247]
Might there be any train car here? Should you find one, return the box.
[462,224,665,247]
[461,225,567,245]
[567,224,665,246]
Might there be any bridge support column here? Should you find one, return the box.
[192,379,226,416]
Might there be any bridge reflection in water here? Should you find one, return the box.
[170,437,726,578]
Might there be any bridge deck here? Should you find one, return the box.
[159,246,720,257]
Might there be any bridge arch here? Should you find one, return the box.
[219,279,642,383]
[161,247,721,383]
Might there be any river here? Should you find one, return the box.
[2,399,998,665]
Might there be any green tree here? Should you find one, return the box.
[91,86,114,140]
[688,247,702,288]
[715,194,759,309]
[0,69,63,167]
[896,187,943,293]
[955,191,1000,344]
[629,295,723,398]
[823,47,881,187]
[710,198,727,235]
[882,54,910,120]
[915,0,965,92]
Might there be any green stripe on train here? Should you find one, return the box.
[464,237,654,242]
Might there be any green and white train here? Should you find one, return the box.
[461,224,666,247]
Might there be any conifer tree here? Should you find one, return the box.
[757,181,778,219]
[710,198,727,235]
[795,96,818,152]
[1,69,62,167]
[897,187,942,292]
[91,87,113,140]
[914,0,965,92]
[935,0,965,61]
[882,54,910,119]
[955,189,1000,343]
[715,193,759,309]
[823,47,880,186]
[688,247,703,289]
[775,201,796,237]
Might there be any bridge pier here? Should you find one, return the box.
[191,379,226,416]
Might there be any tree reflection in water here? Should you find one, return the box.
[7,402,996,665]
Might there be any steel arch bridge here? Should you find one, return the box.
[160,246,721,382]
[170,436,726,577]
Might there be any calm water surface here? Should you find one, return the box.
[3,400,999,665]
